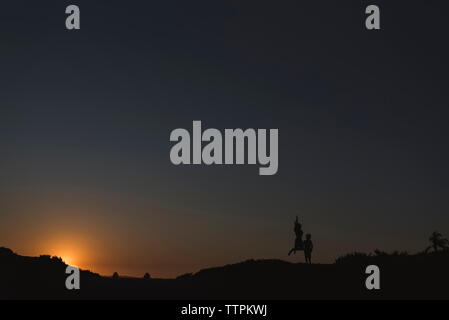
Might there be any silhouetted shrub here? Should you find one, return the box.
[51,256,64,264]
[112,272,119,280]
[374,249,387,256]
[143,273,151,279]
[335,252,370,264]
[0,247,14,257]
[336,250,411,264]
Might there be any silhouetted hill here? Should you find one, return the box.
[1,247,448,299]
[0,247,101,299]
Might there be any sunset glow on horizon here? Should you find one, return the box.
[2,1,449,283]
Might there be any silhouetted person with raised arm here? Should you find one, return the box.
[288,216,304,256]
[304,234,313,264]
[294,216,303,243]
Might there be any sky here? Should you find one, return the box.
[1,0,449,278]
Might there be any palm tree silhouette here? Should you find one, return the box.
[425,232,449,253]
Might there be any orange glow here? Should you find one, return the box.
[43,245,85,268]
[60,255,73,266]
[34,232,93,270]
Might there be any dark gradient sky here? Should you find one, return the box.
[1,0,449,277]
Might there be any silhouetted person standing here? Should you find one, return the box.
[304,234,313,264]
